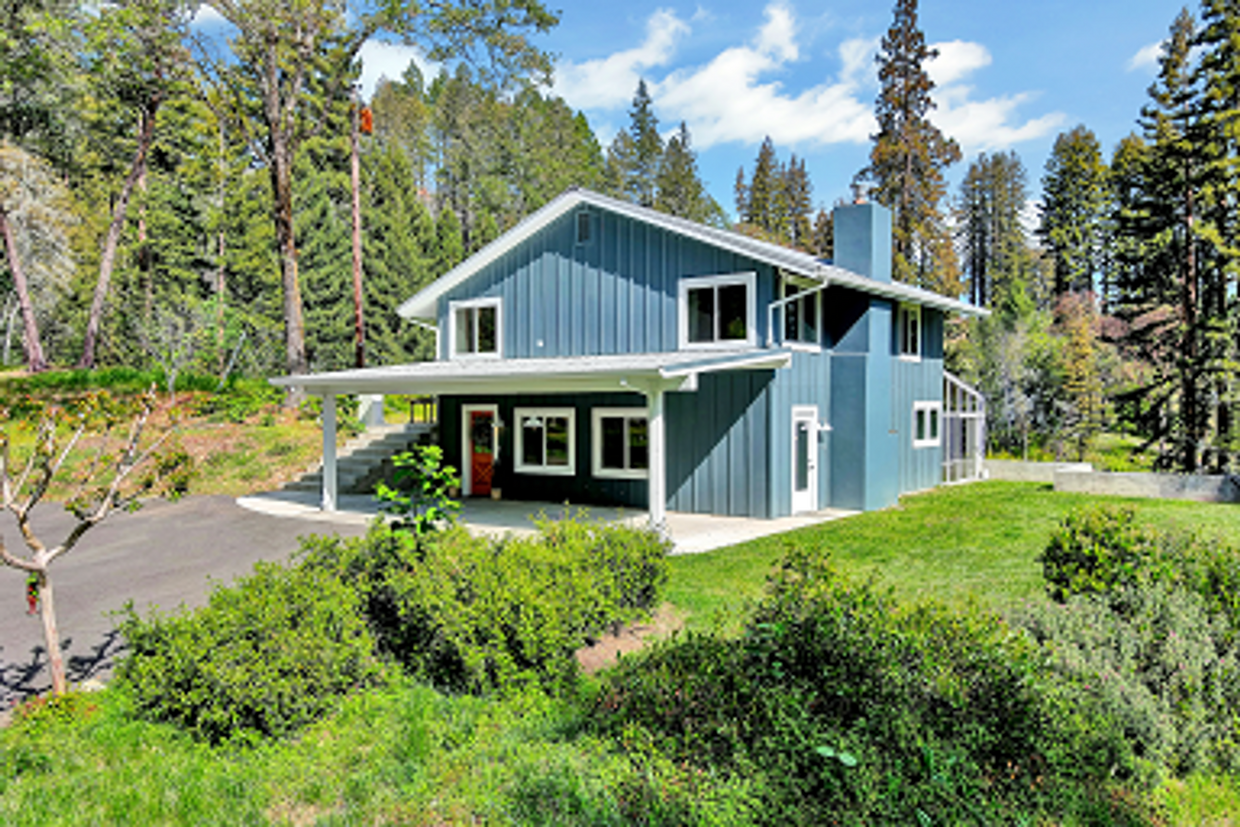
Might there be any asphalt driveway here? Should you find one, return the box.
[0,496,369,707]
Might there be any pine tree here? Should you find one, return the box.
[859,0,961,293]
[744,137,779,232]
[653,121,721,224]
[1039,126,1109,296]
[956,151,1036,310]
[626,80,662,207]
[810,208,833,259]
[784,155,813,249]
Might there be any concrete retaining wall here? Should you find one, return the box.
[1054,469,1240,503]
[984,459,1240,503]
[984,459,1093,483]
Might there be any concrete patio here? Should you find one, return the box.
[236,489,858,555]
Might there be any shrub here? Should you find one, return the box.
[1014,583,1240,782]
[300,516,670,695]
[591,550,1097,824]
[116,561,383,744]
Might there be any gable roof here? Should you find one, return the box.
[396,188,987,322]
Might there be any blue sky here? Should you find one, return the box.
[350,1,1187,219]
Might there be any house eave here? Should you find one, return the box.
[396,188,988,322]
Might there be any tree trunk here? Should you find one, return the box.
[37,568,66,695]
[350,91,365,369]
[0,203,47,373]
[269,142,307,401]
[79,105,159,370]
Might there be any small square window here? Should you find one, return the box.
[515,408,575,475]
[592,408,649,479]
[912,401,941,448]
[576,211,591,245]
[678,273,757,349]
[449,299,501,358]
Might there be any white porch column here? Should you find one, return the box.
[358,394,385,428]
[646,385,666,527]
[321,393,338,512]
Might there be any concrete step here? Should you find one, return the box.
[282,422,434,495]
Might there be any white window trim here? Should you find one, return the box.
[780,276,822,350]
[678,271,758,350]
[898,303,922,362]
[912,400,942,448]
[447,297,503,360]
[591,407,649,480]
[514,406,576,476]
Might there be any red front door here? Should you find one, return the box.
[469,410,494,496]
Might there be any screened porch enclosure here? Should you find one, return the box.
[942,372,986,484]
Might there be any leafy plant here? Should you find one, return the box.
[375,445,460,537]
[117,561,384,744]
[300,515,670,696]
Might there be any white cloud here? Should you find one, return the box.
[926,40,991,87]
[551,9,690,111]
[552,5,1061,156]
[756,2,799,63]
[1128,40,1164,72]
[657,31,876,149]
[191,3,225,26]
[927,40,1066,154]
[357,40,436,99]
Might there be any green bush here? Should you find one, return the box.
[591,550,1107,824]
[1015,583,1240,782]
[116,561,383,744]
[300,516,670,695]
[1041,505,1240,636]
[1040,505,1166,601]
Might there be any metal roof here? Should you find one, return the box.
[396,188,988,321]
[270,348,794,395]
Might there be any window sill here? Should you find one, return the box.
[593,468,649,481]
[679,339,758,351]
[783,341,822,353]
[514,465,576,476]
[897,354,922,363]
[912,441,941,449]
[449,352,503,361]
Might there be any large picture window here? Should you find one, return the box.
[912,401,941,448]
[591,408,649,479]
[449,298,501,358]
[515,407,575,475]
[678,272,757,349]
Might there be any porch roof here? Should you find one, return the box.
[269,348,794,396]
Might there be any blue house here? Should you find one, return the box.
[274,188,986,524]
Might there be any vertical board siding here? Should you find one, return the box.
[438,207,777,358]
[894,308,945,494]
[440,392,650,508]
[667,371,773,518]
[766,349,832,517]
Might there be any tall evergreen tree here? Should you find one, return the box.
[956,151,1037,309]
[858,0,961,294]
[1039,126,1109,296]
[653,121,721,225]
[626,80,661,207]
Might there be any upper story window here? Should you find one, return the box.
[449,298,501,359]
[898,303,921,360]
[782,277,820,346]
[912,401,941,448]
[678,272,757,349]
[592,408,648,479]
[515,407,575,475]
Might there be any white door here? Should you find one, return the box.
[791,406,818,514]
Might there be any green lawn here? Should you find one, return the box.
[667,481,1240,627]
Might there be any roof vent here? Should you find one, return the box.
[850,181,872,205]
